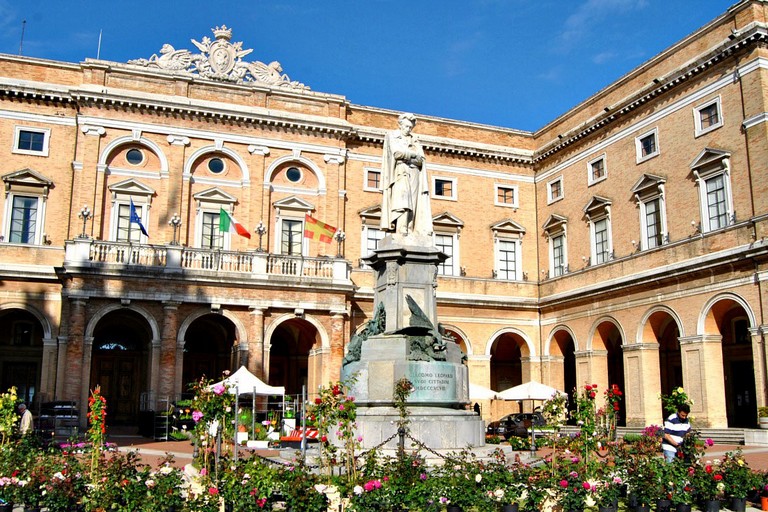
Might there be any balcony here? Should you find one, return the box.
[63,238,351,283]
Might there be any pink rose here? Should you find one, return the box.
[560,479,568,488]
[213,384,225,395]
[582,482,591,490]
[192,410,204,423]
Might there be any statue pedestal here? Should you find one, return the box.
[344,237,485,450]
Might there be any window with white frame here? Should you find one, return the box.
[547,176,563,204]
[13,126,50,157]
[115,202,146,243]
[694,97,722,137]
[542,214,567,278]
[632,173,668,251]
[364,168,381,192]
[432,212,463,276]
[2,169,52,245]
[494,184,518,208]
[691,149,734,233]
[359,206,384,268]
[588,155,607,186]
[271,196,314,256]
[584,196,612,265]
[435,233,456,275]
[636,128,659,163]
[280,218,303,255]
[491,219,525,281]
[432,177,457,200]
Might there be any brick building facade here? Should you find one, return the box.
[1,1,767,428]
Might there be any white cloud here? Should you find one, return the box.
[561,0,649,45]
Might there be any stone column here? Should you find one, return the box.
[80,336,94,428]
[520,355,540,383]
[330,312,346,383]
[149,339,161,409]
[680,334,727,427]
[40,338,57,403]
[247,307,265,379]
[55,336,68,399]
[574,349,608,407]
[751,326,767,409]
[541,355,565,392]
[159,302,180,403]
[622,343,662,427]
[64,298,87,402]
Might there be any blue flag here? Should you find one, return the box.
[129,199,149,237]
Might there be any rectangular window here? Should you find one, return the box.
[636,128,659,162]
[706,174,728,230]
[552,234,565,277]
[365,169,381,191]
[695,98,723,136]
[13,127,50,156]
[280,219,303,255]
[497,240,517,280]
[116,203,145,243]
[593,218,610,264]
[495,185,518,207]
[366,227,384,255]
[201,212,222,249]
[548,177,563,203]
[644,198,663,249]
[590,158,605,182]
[433,178,456,199]
[435,234,454,275]
[9,196,38,244]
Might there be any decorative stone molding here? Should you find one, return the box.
[81,125,105,137]
[248,145,270,156]
[128,26,309,91]
[324,154,345,165]
[167,134,190,146]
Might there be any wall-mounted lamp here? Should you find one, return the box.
[78,205,92,239]
[334,230,346,258]
[255,220,268,252]
[168,213,182,245]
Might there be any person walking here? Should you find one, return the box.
[18,403,32,436]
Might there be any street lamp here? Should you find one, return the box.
[334,230,346,258]
[169,213,182,245]
[255,220,267,252]
[78,205,92,238]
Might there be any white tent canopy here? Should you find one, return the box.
[211,366,285,396]
[497,380,565,401]
[469,383,498,400]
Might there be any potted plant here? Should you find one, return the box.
[759,407,768,430]
[721,450,759,512]
[691,460,725,512]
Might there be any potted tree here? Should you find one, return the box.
[758,407,768,430]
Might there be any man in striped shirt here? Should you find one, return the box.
[662,403,691,462]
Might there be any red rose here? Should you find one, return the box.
[591,384,598,388]
[321,435,328,443]
[589,391,596,399]
[585,385,592,391]
[714,474,723,481]
[208,487,219,495]
[315,398,322,404]
[705,465,713,474]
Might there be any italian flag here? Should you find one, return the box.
[219,208,251,239]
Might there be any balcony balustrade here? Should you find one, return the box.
[64,238,350,282]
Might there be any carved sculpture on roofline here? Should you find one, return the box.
[128,25,309,91]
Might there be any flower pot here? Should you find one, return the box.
[502,504,519,512]
[674,504,691,512]
[598,506,617,512]
[0,504,11,512]
[656,499,672,512]
[635,506,651,512]
[759,416,768,429]
[762,496,768,511]
[730,497,747,512]
[23,507,41,512]
[447,506,463,512]
[703,499,720,512]
[627,493,639,508]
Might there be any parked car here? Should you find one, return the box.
[486,412,546,439]
[38,401,79,439]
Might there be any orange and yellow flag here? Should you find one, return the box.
[304,214,337,243]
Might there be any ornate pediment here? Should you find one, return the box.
[542,214,567,232]
[193,187,238,205]
[432,212,464,229]
[272,195,314,213]
[109,178,155,199]
[128,26,309,91]
[490,219,526,236]
[358,205,382,226]
[2,168,54,197]
[690,147,730,174]
[631,173,666,196]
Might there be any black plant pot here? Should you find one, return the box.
[656,498,672,512]
[675,503,692,512]
[703,499,721,512]
[598,506,617,512]
[627,493,639,508]
[635,506,651,512]
[502,504,519,512]
[447,506,463,512]
[730,497,747,512]
[0,504,11,512]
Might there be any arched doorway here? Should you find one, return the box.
[549,328,577,419]
[592,320,626,426]
[182,314,236,394]
[268,318,319,395]
[91,310,151,425]
[489,332,527,394]
[649,311,683,403]
[704,298,756,427]
[0,308,44,404]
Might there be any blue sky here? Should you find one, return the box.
[1,1,731,132]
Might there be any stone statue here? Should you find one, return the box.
[342,302,386,366]
[399,295,447,362]
[380,113,433,237]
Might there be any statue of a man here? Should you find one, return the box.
[380,113,433,237]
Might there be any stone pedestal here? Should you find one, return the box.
[343,237,485,450]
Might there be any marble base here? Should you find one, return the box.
[355,406,485,450]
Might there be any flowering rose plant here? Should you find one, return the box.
[556,464,593,512]
[661,387,693,415]
[594,472,623,507]
[692,459,725,502]
[667,460,696,505]
[720,450,759,498]
[220,454,279,510]
[0,387,17,446]
[189,372,236,472]
[39,452,87,512]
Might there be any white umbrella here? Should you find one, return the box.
[469,383,497,400]
[497,380,565,401]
